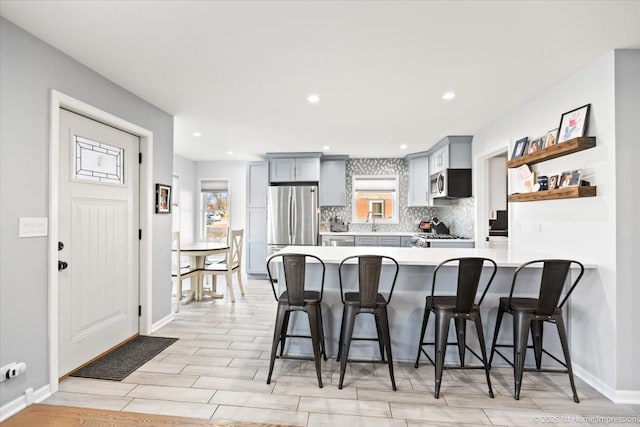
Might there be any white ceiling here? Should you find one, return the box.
[2,1,640,161]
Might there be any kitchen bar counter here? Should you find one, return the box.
[270,245,594,363]
[320,230,474,241]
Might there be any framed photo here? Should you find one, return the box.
[544,128,558,149]
[548,175,559,190]
[511,137,529,159]
[155,183,171,214]
[559,170,581,188]
[527,136,545,154]
[558,104,590,143]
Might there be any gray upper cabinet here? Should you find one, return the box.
[320,157,347,206]
[268,155,321,183]
[430,136,472,173]
[406,153,430,207]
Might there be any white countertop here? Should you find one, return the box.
[273,245,595,268]
[320,231,475,242]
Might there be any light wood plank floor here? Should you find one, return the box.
[33,278,640,426]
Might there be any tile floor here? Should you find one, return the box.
[45,278,640,426]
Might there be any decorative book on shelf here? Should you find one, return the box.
[507,137,596,168]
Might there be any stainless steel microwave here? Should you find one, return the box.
[430,169,472,198]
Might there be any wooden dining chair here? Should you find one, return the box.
[202,229,244,302]
[171,232,198,313]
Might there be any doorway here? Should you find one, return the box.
[475,145,509,248]
[48,90,154,392]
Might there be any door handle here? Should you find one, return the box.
[58,260,68,271]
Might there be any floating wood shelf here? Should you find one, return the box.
[508,186,597,202]
[507,137,596,168]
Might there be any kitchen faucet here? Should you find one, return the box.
[366,211,378,232]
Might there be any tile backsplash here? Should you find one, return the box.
[320,158,475,238]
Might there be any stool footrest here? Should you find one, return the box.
[493,345,568,369]
[345,358,391,365]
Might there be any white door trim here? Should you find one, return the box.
[473,143,510,248]
[48,89,154,392]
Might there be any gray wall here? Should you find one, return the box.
[173,154,197,243]
[614,50,640,391]
[0,18,174,405]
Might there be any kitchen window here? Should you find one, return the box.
[352,175,398,224]
[200,179,230,240]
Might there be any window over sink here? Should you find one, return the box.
[352,175,398,224]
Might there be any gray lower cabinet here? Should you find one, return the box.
[355,236,378,246]
[377,236,401,247]
[400,236,413,247]
[430,241,475,248]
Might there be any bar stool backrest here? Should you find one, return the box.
[508,259,585,316]
[339,255,400,308]
[266,253,326,305]
[432,257,497,312]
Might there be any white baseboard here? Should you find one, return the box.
[150,312,174,333]
[0,383,51,422]
[613,390,640,404]
[527,363,640,404]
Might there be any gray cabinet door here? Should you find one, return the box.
[247,161,269,208]
[407,155,429,207]
[378,236,401,247]
[355,236,377,246]
[246,208,268,274]
[400,236,413,247]
[320,160,346,206]
[270,158,295,182]
[430,241,475,248]
[295,158,320,181]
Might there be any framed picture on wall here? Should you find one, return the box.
[559,170,582,188]
[558,104,590,143]
[544,128,559,148]
[511,137,529,159]
[155,184,172,213]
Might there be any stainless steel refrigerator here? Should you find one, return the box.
[267,185,319,258]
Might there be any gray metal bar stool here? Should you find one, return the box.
[266,253,327,388]
[414,257,497,399]
[337,255,399,390]
[489,259,585,402]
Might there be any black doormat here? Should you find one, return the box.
[70,336,178,381]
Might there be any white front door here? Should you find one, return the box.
[58,109,140,376]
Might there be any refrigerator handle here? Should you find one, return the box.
[292,192,297,242]
[289,193,294,242]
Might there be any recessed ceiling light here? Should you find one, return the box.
[192,132,202,137]
[307,94,320,103]
[226,151,233,155]
[442,91,456,100]
[400,144,408,150]
[323,145,330,151]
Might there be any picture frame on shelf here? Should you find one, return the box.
[527,136,545,154]
[155,183,171,213]
[548,175,559,190]
[559,170,582,188]
[558,104,590,143]
[511,137,529,159]
[544,128,558,148]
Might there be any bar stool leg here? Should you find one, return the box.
[318,305,327,361]
[473,313,494,398]
[307,304,323,388]
[434,310,452,399]
[279,311,291,356]
[555,315,580,403]
[414,306,431,368]
[375,315,386,362]
[267,304,288,384]
[531,320,544,370]
[378,307,397,391]
[336,305,347,361]
[489,306,506,368]
[454,318,467,367]
[512,311,531,400]
[338,306,357,390]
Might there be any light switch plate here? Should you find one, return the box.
[19,217,48,237]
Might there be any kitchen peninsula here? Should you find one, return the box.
[270,245,593,364]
